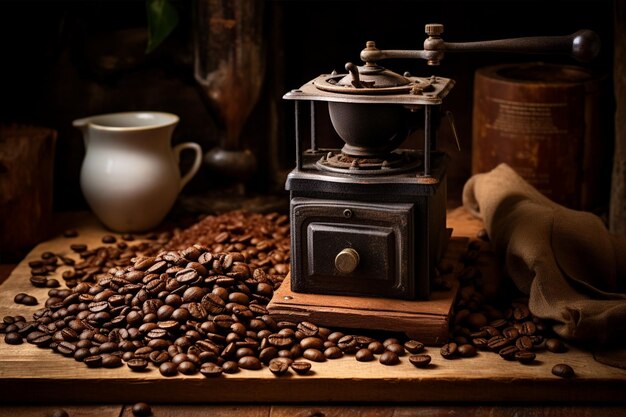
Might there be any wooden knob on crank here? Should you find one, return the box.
[335,248,360,274]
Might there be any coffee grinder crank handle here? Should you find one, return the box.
[360,24,601,66]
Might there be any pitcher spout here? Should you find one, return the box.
[73,117,91,144]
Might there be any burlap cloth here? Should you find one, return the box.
[462,163,626,366]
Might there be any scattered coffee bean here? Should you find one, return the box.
[159,362,178,377]
[102,235,117,244]
[324,346,343,359]
[269,358,291,376]
[440,343,458,359]
[200,362,223,377]
[127,358,149,372]
[4,332,22,345]
[552,363,575,378]
[238,356,262,370]
[499,345,519,361]
[102,354,123,368]
[379,351,400,366]
[291,361,312,375]
[221,361,239,374]
[515,350,536,364]
[409,354,432,368]
[29,276,48,288]
[84,355,103,368]
[14,293,37,306]
[132,402,152,417]
[404,340,424,354]
[368,341,385,354]
[355,348,374,362]
[70,243,87,253]
[385,343,406,356]
[303,348,325,362]
[458,344,477,358]
[546,338,567,353]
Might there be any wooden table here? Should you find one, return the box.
[0,209,625,416]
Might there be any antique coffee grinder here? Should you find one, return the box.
[270,24,599,340]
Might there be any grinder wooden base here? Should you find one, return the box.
[268,237,467,346]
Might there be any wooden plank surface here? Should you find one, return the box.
[0,209,625,404]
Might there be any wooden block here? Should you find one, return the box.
[268,233,466,345]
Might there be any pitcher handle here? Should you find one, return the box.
[173,142,203,190]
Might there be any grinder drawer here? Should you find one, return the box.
[291,198,415,299]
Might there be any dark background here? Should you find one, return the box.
[0,0,615,213]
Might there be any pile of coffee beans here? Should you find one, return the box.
[165,211,291,276]
[444,231,574,376]
[0,216,575,379]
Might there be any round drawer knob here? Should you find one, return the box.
[335,248,360,274]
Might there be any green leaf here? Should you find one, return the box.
[145,0,180,54]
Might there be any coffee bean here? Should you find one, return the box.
[200,362,223,377]
[238,356,262,370]
[290,361,311,375]
[337,335,358,353]
[296,321,319,337]
[268,333,294,348]
[502,327,520,340]
[440,343,458,359]
[458,344,477,358]
[159,362,178,377]
[324,346,343,359]
[472,338,489,350]
[102,354,123,368]
[498,345,519,361]
[355,348,374,362]
[300,337,324,350]
[515,350,536,364]
[46,279,60,288]
[379,351,400,365]
[4,332,22,345]
[515,335,534,351]
[303,348,325,362]
[269,358,291,376]
[403,340,424,354]
[131,402,152,417]
[101,235,117,244]
[30,276,48,288]
[552,363,575,378]
[520,321,537,336]
[368,341,385,354]
[127,358,149,371]
[178,360,197,375]
[222,361,239,374]
[546,338,567,353]
[409,354,432,368]
[487,336,510,351]
[385,343,406,356]
[70,243,87,253]
[84,355,103,368]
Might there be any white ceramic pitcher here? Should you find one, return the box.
[73,111,202,232]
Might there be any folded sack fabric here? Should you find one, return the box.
[462,163,626,345]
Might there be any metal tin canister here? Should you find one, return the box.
[472,62,605,210]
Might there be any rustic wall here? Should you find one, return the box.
[0,0,615,213]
